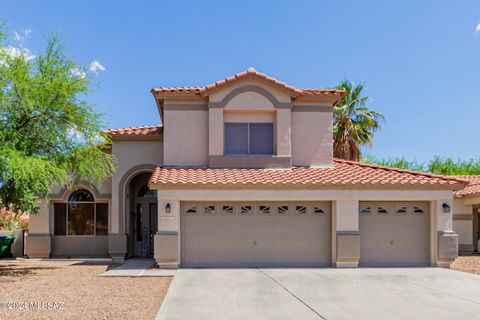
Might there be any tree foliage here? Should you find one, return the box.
[363,155,480,176]
[333,80,384,161]
[0,31,115,214]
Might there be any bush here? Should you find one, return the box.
[0,209,29,231]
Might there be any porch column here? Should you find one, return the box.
[25,199,52,258]
[108,174,127,262]
[434,199,458,267]
[276,109,291,157]
[334,200,360,268]
[154,198,180,268]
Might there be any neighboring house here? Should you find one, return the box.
[25,68,465,268]
[452,176,480,253]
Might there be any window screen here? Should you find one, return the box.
[54,203,67,235]
[68,203,95,235]
[96,203,109,235]
[250,123,274,154]
[224,123,248,154]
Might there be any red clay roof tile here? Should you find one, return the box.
[148,159,466,189]
[151,68,345,99]
[105,124,163,136]
[454,176,480,197]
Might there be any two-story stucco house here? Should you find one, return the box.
[25,68,465,268]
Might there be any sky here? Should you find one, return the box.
[1,0,480,162]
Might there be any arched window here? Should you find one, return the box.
[68,189,94,202]
[137,184,157,198]
[54,188,108,236]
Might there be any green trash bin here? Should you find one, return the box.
[0,235,14,258]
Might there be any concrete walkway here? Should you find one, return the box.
[99,258,175,277]
[156,268,480,320]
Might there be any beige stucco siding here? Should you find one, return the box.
[209,78,291,104]
[153,188,455,268]
[453,198,474,248]
[291,111,333,167]
[225,91,275,110]
[163,110,208,166]
[52,236,108,257]
[111,140,163,233]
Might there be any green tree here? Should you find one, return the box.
[0,31,115,214]
[362,155,426,171]
[363,155,480,176]
[333,80,384,161]
[428,156,480,175]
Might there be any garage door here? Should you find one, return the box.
[359,202,429,267]
[181,202,331,267]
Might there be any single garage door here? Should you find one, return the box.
[359,202,429,267]
[181,202,331,267]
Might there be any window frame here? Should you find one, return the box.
[53,189,109,237]
[224,122,274,155]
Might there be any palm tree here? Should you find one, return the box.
[333,80,384,161]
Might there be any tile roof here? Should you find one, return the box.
[149,159,466,189]
[454,176,480,197]
[151,68,345,99]
[104,124,163,136]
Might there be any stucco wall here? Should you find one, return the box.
[291,111,333,167]
[111,139,163,233]
[453,198,474,247]
[225,91,275,110]
[209,78,291,103]
[152,187,455,267]
[52,236,108,257]
[163,110,208,166]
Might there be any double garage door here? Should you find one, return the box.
[181,202,331,267]
[180,201,429,267]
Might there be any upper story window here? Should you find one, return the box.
[224,123,274,155]
[54,189,108,236]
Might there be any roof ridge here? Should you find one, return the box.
[333,158,468,184]
[151,68,346,98]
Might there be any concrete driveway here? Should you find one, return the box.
[156,268,480,320]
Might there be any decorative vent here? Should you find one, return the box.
[295,205,308,215]
[203,205,216,215]
[277,205,289,215]
[258,205,271,215]
[413,206,425,214]
[396,206,407,214]
[221,205,234,215]
[360,207,371,214]
[185,206,198,215]
[377,207,388,214]
[240,205,253,215]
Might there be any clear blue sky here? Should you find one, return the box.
[2,0,480,161]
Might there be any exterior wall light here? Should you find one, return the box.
[165,203,171,214]
[442,203,451,213]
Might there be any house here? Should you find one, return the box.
[25,68,465,268]
[452,176,480,253]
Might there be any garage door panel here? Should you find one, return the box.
[360,202,429,267]
[181,202,331,267]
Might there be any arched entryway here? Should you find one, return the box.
[126,172,158,257]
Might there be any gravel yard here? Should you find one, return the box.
[0,260,171,320]
[451,255,480,275]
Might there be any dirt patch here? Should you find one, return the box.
[451,256,480,275]
[0,260,171,320]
